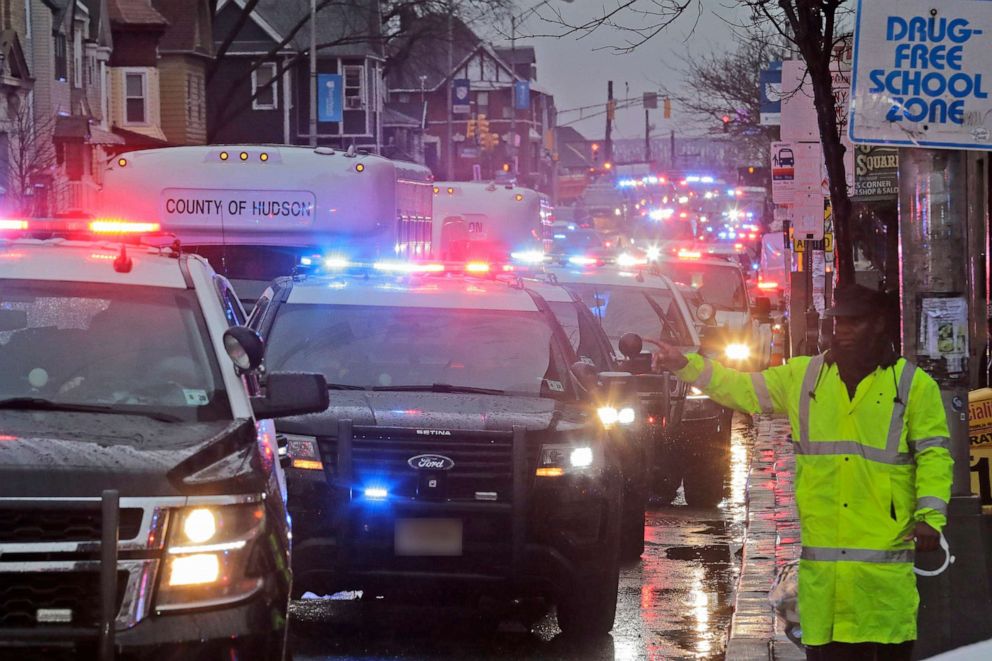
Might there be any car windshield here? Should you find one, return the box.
[263,304,573,398]
[552,230,602,253]
[0,281,231,423]
[563,283,693,350]
[546,300,615,371]
[658,262,748,311]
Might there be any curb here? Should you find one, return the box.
[725,415,804,661]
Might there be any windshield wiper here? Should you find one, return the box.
[0,397,182,423]
[325,383,368,391]
[371,383,506,395]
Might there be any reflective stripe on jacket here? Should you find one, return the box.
[677,352,953,645]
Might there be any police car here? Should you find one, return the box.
[538,261,732,505]
[0,220,328,660]
[518,277,653,558]
[248,259,626,636]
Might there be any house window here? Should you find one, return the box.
[124,71,147,124]
[476,91,489,117]
[344,65,365,110]
[54,34,67,81]
[252,62,277,110]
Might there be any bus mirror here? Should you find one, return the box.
[223,326,265,372]
[618,333,643,360]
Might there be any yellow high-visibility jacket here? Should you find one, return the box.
[677,352,953,645]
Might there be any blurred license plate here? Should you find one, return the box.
[394,518,463,556]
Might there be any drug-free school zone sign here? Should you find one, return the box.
[850,0,992,150]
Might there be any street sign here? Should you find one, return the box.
[760,62,782,126]
[793,142,825,194]
[770,141,795,204]
[514,81,530,110]
[793,190,825,240]
[452,79,471,114]
[850,0,992,149]
[317,74,342,122]
[643,92,658,109]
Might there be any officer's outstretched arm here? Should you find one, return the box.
[654,345,791,415]
[907,372,954,532]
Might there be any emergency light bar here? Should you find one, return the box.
[296,255,518,277]
[0,218,163,237]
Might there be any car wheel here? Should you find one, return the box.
[620,486,646,560]
[556,542,620,637]
[682,425,731,508]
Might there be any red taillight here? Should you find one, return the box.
[465,261,490,273]
[677,249,701,260]
[0,220,28,231]
[758,281,779,290]
[89,221,161,234]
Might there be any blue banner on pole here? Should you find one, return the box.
[452,79,471,114]
[317,73,343,122]
[759,62,782,126]
[514,80,530,110]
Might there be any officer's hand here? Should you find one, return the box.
[644,338,689,373]
[904,521,940,552]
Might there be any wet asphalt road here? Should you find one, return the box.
[289,415,754,661]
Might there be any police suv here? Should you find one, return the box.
[249,260,626,636]
[0,220,327,660]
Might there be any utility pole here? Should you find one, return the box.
[509,14,517,178]
[898,148,992,657]
[446,1,454,179]
[308,0,317,147]
[644,108,650,163]
[604,81,613,165]
[669,130,675,169]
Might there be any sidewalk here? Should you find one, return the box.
[725,414,804,661]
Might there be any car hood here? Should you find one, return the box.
[714,309,750,332]
[0,411,260,497]
[276,391,589,436]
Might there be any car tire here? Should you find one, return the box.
[652,451,682,504]
[620,487,646,560]
[682,424,732,508]
[556,544,621,637]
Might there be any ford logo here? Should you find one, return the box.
[407,454,455,471]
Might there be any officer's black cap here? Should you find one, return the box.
[824,284,890,318]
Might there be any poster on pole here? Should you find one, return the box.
[852,145,899,202]
[850,0,992,149]
[918,295,969,376]
[317,74,342,122]
[793,190,825,240]
[452,79,471,114]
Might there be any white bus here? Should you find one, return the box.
[431,181,552,260]
[98,145,434,298]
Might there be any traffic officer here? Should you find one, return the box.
[650,284,953,660]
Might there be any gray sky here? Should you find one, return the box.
[494,0,755,141]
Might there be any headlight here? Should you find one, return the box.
[724,343,751,361]
[697,303,716,322]
[537,444,595,476]
[156,503,266,611]
[597,406,636,427]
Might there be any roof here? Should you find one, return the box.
[383,104,420,128]
[108,0,168,26]
[494,46,535,66]
[112,126,170,148]
[249,0,382,57]
[546,265,677,292]
[387,12,481,92]
[0,240,188,289]
[153,0,212,54]
[286,273,540,312]
[54,116,125,145]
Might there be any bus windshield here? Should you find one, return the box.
[658,262,748,311]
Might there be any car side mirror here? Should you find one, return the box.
[223,326,265,372]
[618,332,643,360]
[752,296,772,322]
[251,372,329,419]
[569,361,600,396]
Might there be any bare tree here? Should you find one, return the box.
[663,28,786,163]
[1,100,56,216]
[542,0,858,286]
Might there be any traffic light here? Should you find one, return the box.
[502,162,511,173]
[603,161,613,171]
[722,115,731,133]
[663,97,672,119]
[466,118,477,139]
[591,142,600,164]
[477,114,490,135]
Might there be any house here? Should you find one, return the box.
[207,0,384,149]
[387,13,555,190]
[106,0,169,149]
[0,2,35,212]
[151,0,213,145]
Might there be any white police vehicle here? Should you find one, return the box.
[0,219,327,660]
[248,259,626,636]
